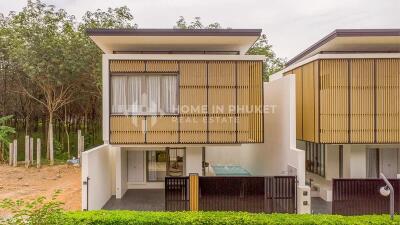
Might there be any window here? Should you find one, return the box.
[305,142,326,177]
[111,74,178,115]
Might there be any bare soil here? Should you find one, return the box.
[0,164,81,212]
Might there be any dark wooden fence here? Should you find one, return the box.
[165,177,189,211]
[333,179,400,215]
[165,176,297,213]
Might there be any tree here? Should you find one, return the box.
[6,1,82,164]
[174,16,222,29]
[247,34,286,81]
[0,115,15,161]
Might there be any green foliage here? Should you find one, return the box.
[54,139,68,160]
[0,190,65,225]
[247,34,286,81]
[63,211,400,225]
[174,16,222,29]
[0,115,15,145]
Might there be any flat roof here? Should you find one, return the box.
[87,28,262,54]
[286,29,400,66]
[86,28,262,36]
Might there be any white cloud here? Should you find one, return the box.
[1,0,399,60]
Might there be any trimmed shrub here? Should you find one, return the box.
[64,211,400,225]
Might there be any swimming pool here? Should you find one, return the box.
[212,165,251,176]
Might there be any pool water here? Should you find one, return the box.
[212,165,251,176]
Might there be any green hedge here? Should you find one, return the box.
[64,211,400,225]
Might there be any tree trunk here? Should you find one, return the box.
[48,112,54,165]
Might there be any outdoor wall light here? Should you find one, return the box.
[379,186,390,197]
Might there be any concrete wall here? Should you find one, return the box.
[81,144,113,210]
[185,147,203,175]
[116,147,128,198]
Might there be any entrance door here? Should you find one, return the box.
[379,149,398,178]
[128,151,145,183]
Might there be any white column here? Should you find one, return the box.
[37,138,41,168]
[185,147,203,175]
[25,136,29,168]
[13,139,17,167]
[102,55,110,144]
[115,147,127,199]
[29,137,34,164]
[9,142,13,166]
[78,130,82,159]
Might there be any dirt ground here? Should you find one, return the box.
[0,164,81,212]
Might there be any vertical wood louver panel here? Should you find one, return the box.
[110,116,145,143]
[179,61,207,143]
[302,62,315,142]
[146,60,179,72]
[319,59,349,143]
[208,61,236,143]
[350,59,375,143]
[179,61,207,87]
[236,61,263,143]
[294,67,303,140]
[376,59,400,143]
[110,60,146,72]
[146,116,179,143]
[313,61,320,142]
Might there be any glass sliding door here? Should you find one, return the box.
[147,151,168,181]
[146,148,186,181]
[167,148,185,176]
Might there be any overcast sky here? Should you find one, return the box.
[1,0,399,60]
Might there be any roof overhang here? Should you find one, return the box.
[87,29,262,54]
[286,29,400,66]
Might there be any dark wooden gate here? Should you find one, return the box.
[165,176,297,213]
[165,177,189,211]
[332,179,400,215]
[198,176,296,213]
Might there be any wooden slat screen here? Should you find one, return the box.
[110,60,145,72]
[376,59,400,143]
[110,116,145,143]
[350,59,375,143]
[302,62,316,142]
[289,58,399,144]
[109,60,263,144]
[319,59,349,143]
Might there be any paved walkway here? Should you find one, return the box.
[103,189,165,211]
[311,197,332,214]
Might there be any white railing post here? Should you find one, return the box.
[29,137,34,165]
[25,136,29,168]
[9,142,13,166]
[37,138,41,168]
[13,139,17,167]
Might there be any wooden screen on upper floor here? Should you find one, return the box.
[108,60,263,144]
[290,58,400,144]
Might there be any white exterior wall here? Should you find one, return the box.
[350,145,367,178]
[206,75,306,185]
[81,144,113,210]
[185,147,203,175]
